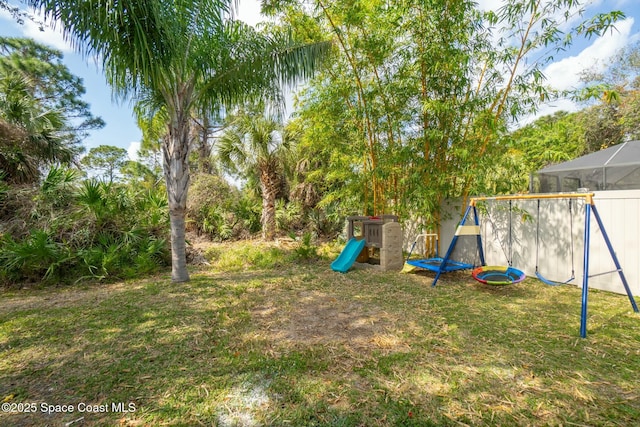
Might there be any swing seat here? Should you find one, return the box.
[472,265,526,286]
[535,270,574,286]
[406,257,473,272]
[535,199,576,287]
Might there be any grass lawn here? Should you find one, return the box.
[1,241,639,426]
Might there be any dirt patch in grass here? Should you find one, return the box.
[252,289,407,352]
[0,281,129,313]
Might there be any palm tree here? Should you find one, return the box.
[218,108,289,240]
[28,0,329,281]
[0,73,72,183]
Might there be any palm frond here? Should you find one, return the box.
[217,131,245,175]
[28,0,232,98]
[198,22,330,112]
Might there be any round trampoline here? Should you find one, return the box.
[472,265,526,286]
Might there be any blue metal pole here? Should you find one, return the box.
[406,241,417,263]
[431,267,446,287]
[432,204,474,287]
[590,204,639,313]
[580,203,591,338]
[473,205,486,266]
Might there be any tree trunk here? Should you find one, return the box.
[260,165,277,241]
[198,116,213,174]
[163,108,191,282]
[168,211,188,281]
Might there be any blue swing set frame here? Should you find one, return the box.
[407,192,638,338]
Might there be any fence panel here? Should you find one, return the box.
[406,191,640,296]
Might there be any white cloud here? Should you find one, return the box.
[0,9,12,21]
[1,7,72,52]
[22,16,72,53]
[517,16,636,125]
[127,141,141,161]
[237,0,264,26]
[475,0,505,12]
[543,17,634,92]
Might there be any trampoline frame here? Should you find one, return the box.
[406,257,473,272]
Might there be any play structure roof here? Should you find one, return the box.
[533,140,640,192]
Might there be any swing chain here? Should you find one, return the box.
[535,198,576,285]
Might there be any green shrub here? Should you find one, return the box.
[232,196,261,234]
[0,230,73,285]
[307,203,344,238]
[188,173,239,240]
[199,205,233,240]
[1,170,171,287]
[204,242,288,271]
[124,236,169,278]
[293,232,318,261]
[40,166,77,208]
[276,200,303,232]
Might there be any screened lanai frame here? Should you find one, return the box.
[531,140,640,193]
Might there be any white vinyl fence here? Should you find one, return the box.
[406,190,640,297]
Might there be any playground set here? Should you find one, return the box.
[331,192,639,338]
[330,215,404,273]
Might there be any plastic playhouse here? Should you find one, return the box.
[331,215,404,273]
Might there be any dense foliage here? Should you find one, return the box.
[0,37,145,287]
[187,173,258,240]
[0,167,170,286]
[265,0,628,229]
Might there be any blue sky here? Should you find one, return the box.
[1,0,639,160]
